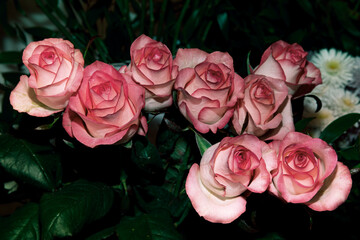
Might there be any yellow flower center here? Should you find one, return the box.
[342,97,355,108]
[325,60,340,74]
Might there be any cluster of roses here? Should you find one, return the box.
[9,35,352,224]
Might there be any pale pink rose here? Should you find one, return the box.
[128,34,178,111]
[174,49,244,134]
[186,134,277,223]
[10,38,84,117]
[256,40,322,98]
[232,74,295,140]
[268,132,352,211]
[62,61,147,148]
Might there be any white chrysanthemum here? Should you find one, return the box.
[329,88,360,116]
[303,104,336,129]
[350,56,360,95]
[309,48,354,87]
[303,106,337,138]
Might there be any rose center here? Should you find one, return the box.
[289,50,303,63]
[234,149,251,171]
[41,51,56,65]
[92,82,112,100]
[253,80,274,105]
[294,153,308,168]
[148,49,163,62]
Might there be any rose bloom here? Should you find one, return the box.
[63,61,147,148]
[268,132,352,211]
[232,74,294,141]
[10,38,84,117]
[186,134,277,223]
[174,49,244,134]
[127,34,178,111]
[256,40,322,98]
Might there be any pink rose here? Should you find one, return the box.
[186,134,277,223]
[174,49,244,134]
[10,38,84,117]
[62,61,147,148]
[268,132,352,211]
[256,40,322,98]
[232,74,295,140]
[128,34,178,111]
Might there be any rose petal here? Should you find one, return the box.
[173,48,208,70]
[186,164,247,224]
[306,162,352,211]
[10,75,61,117]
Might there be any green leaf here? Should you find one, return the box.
[246,51,253,75]
[0,51,23,64]
[116,210,182,240]
[40,179,114,240]
[338,146,360,162]
[194,131,211,156]
[0,134,62,191]
[0,203,40,240]
[319,113,360,143]
[131,138,162,171]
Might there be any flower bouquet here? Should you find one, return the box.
[0,33,359,240]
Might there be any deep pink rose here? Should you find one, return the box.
[232,74,295,140]
[10,38,84,117]
[174,49,244,134]
[256,40,322,98]
[62,61,147,148]
[186,134,277,223]
[268,132,352,211]
[128,34,178,111]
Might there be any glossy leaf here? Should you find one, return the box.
[0,134,62,191]
[319,113,360,143]
[194,131,211,156]
[0,203,40,240]
[40,180,114,240]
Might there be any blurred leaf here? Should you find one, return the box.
[295,117,315,132]
[296,0,315,18]
[0,203,40,240]
[0,134,62,191]
[40,179,114,240]
[1,72,23,87]
[194,131,211,156]
[217,12,229,40]
[331,1,360,37]
[0,51,23,64]
[116,209,182,240]
[320,113,360,144]
[24,27,59,39]
[85,226,116,240]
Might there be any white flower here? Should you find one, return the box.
[303,105,336,131]
[330,88,360,116]
[309,48,354,88]
[350,56,360,95]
